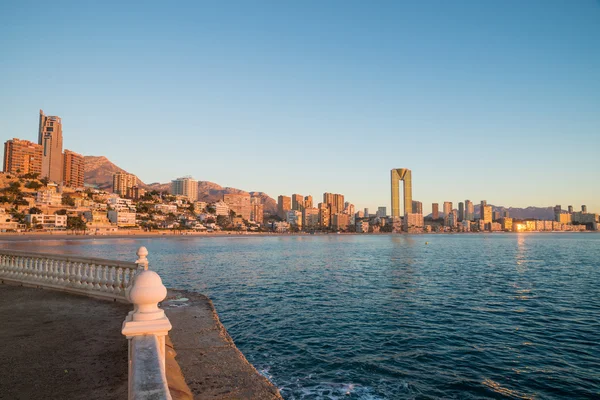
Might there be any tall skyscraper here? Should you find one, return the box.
[292,194,305,211]
[38,110,63,183]
[443,202,453,217]
[250,197,264,224]
[480,200,487,219]
[171,176,198,201]
[3,138,43,175]
[582,205,587,213]
[553,205,562,222]
[568,205,573,214]
[411,201,423,214]
[443,201,453,226]
[364,208,369,217]
[376,207,387,217]
[113,172,137,196]
[465,200,474,221]
[304,195,313,209]
[390,168,412,218]
[62,149,84,188]
[458,202,464,222]
[482,205,493,224]
[277,195,291,219]
[432,203,439,220]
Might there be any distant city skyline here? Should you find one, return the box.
[1,1,599,213]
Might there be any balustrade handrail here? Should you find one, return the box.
[0,248,139,269]
[0,248,143,301]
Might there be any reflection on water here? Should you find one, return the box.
[1,233,599,399]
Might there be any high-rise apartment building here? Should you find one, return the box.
[493,211,501,221]
[304,195,313,209]
[38,110,64,183]
[171,176,198,201]
[432,203,439,220]
[443,202,453,217]
[113,172,137,196]
[250,197,264,224]
[318,203,330,229]
[3,138,43,175]
[568,205,573,214]
[465,200,474,221]
[303,207,319,230]
[480,200,487,219]
[411,201,422,215]
[458,202,464,222]
[377,206,387,218]
[323,193,344,214]
[277,195,291,219]
[391,168,412,218]
[364,208,369,217]
[224,193,251,220]
[292,194,305,211]
[443,202,453,226]
[582,205,587,213]
[482,205,493,224]
[62,149,84,188]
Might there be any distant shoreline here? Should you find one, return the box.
[0,230,595,242]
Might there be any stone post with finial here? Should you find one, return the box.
[122,247,172,397]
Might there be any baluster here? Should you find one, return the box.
[0,255,5,276]
[56,260,64,284]
[104,266,112,293]
[85,263,94,290]
[9,256,15,278]
[100,265,108,292]
[114,267,123,295]
[74,262,82,288]
[39,258,45,282]
[50,260,57,283]
[91,264,100,290]
[64,261,72,285]
[21,257,29,280]
[33,258,41,281]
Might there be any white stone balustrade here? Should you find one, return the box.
[0,249,142,301]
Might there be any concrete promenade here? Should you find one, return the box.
[0,285,130,399]
[0,284,281,399]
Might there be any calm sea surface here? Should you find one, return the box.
[3,233,599,399]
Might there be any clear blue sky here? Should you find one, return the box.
[1,0,599,214]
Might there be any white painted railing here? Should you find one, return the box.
[0,248,142,301]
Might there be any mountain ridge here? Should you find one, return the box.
[83,156,277,214]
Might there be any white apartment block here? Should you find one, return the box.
[36,190,62,206]
[108,210,136,227]
[25,214,67,229]
[154,204,178,214]
[107,196,134,211]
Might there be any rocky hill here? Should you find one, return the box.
[83,156,278,214]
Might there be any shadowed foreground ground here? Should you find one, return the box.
[0,284,281,400]
[0,284,130,400]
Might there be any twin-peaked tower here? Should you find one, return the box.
[390,168,412,218]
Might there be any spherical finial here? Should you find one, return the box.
[129,270,167,322]
[136,246,149,270]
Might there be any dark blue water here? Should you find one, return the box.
[4,234,599,399]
